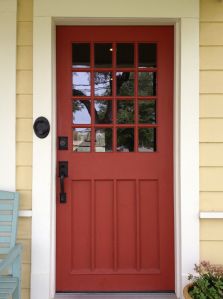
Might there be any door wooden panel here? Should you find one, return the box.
[56,26,174,292]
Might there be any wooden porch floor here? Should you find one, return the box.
[55,293,177,299]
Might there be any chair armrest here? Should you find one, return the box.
[0,244,22,273]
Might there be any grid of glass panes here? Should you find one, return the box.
[72,43,157,152]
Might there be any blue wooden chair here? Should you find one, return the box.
[0,191,22,299]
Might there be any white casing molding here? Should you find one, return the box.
[32,1,199,299]
[0,0,17,191]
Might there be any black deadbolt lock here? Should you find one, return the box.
[33,117,50,139]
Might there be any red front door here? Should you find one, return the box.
[56,26,174,292]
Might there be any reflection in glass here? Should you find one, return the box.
[117,128,134,152]
[94,72,112,96]
[138,100,156,124]
[95,128,112,152]
[138,128,156,152]
[72,100,91,124]
[116,72,134,96]
[72,43,90,68]
[138,44,157,68]
[95,44,112,68]
[73,128,91,152]
[117,100,134,124]
[72,72,91,96]
[138,72,156,96]
[117,43,134,67]
[94,100,112,124]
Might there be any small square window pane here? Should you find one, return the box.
[117,128,134,152]
[138,100,156,124]
[72,43,90,68]
[72,72,91,96]
[73,128,91,152]
[116,72,134,96]
[95,100,112,124]
[138,128,156,152]
[72,100,91,124]
[95,128,113,152]
[94,72,112,96]
[117,100,134,124]
[117,44,134,67]
[138,72,156,96]
[138,44,157,68]
[95,43,112,68]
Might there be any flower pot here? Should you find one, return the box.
[183,284,193,299]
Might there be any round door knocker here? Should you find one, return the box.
[33,117,50,139]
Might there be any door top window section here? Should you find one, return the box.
[72,43,157,69]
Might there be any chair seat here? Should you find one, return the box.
[0,276,18,299]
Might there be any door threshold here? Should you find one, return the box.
[55,293,177,299]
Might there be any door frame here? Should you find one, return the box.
[32,3,199,299]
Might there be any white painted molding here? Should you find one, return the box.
[0,0,17,191]
[200,212,223,219]
[19,210,33,217]
[33,1,199,299]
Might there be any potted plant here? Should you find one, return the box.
[183,261,223,299]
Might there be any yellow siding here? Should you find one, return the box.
[200,0,223,263]
[16,0,33,298]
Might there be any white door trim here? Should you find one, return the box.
[32,2,199,299]
[0,0,17,191]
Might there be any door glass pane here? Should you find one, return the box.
[95,128,112,152]
[94,72,112,96]
[94,100,112,124]
[117,100,134,124]
[72,43,90,68]
[73,128,91,152]
[95,43,112,68]
[117,43,134,67]
[72,72,91,96]
[138,72,156,96]
[116,72,134,96]
[117,128,134,152]
[138,128,156,152]
[138,100,156,124]
[72,100,91,124]
[138,44,157,68]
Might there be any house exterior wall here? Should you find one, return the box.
[12,0,223,298]
[200,0,223,263]
[16,0,33,298]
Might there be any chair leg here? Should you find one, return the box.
[12,255,21,299]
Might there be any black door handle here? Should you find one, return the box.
[59,161,68,203]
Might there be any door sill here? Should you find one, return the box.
[55,293,177,299]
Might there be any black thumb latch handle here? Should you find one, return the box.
[59,161,68,203]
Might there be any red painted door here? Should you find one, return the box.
[56,26,174,292]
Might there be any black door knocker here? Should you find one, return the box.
[33,117,50,139]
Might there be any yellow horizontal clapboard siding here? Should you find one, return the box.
[200,119,223,142]
[17,95,33,118]
[22,289,30,299]
[200,47,223,70]
[17,46,33,70]
[200,71,223,94]
[200,143,223,166]
[200,23,223,46]
[200,192,223,211]
[16,166,32,190]
[18,190,32,210]
[17,22,33,46]
[21,263,31,289]
[16,119,33,142]
[200,0,223,22]
[200,219,223,241]
[16,70,33,94]
[200,95,223,118]
[17,143,32,166]
[17,0,33,22]
[200,241,223,264]
[200,167,223,192]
